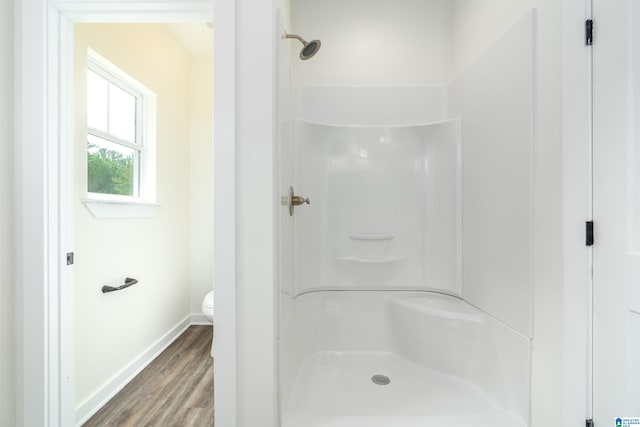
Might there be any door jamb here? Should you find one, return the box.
[561,0,593,424]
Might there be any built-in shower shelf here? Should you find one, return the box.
[349,233,394,241]
[336,256,405,264]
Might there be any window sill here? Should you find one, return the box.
[83,199,161,219]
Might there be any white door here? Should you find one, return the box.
[593,0,640,424]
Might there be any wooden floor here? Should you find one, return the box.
[84,325,214,427]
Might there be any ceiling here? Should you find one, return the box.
[166,23,213,56]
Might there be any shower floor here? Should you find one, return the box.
[282,351,526,427]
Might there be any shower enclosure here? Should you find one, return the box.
[277,4,535,426]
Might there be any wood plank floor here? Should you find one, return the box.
[84,325,214,427]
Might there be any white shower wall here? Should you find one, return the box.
[294,87,449,126]
[293,120,461,296]
[461,12,535,337]
[279,6,538,426]
[291,10,535,338]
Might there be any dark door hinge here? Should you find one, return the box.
[66,252,74,265]
[586,19,594,45]
[586,418,594,427]
[586,221,594,246]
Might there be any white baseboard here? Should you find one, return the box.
[75,315,192,426]
[190,312,213,325]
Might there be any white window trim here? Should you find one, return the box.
[84,48,159,218]
[82,198,161,219]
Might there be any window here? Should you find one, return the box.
[85,49,157,212]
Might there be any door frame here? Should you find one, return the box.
[561,0,593,424]
[590,0,640,421]
[14,1,237,425]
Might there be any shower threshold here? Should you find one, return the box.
[282,351,526,427]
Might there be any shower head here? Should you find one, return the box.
[285,33,321,60]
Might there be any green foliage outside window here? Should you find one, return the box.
[87,141,135,196]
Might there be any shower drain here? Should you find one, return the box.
[371,374,390,385]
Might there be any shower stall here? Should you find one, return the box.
[276,4,535,426]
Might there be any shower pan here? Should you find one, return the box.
[276,7,535,427]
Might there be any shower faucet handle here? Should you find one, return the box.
[285,186,310,216]
[291,195,310,206]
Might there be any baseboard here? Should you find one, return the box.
[190,312,213,325]
[75,315,192,426]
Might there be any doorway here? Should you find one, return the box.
[15,1,240,425]
[72,22,213,423]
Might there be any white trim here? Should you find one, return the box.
[54,8,77,425]
[88,47,152,100]
[74,315,192,426]
[82,200,161,219]
[47,7,66,425]
[190,313,214,325]
[55,3,215,23]
[16,2,232,427]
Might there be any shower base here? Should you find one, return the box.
[282,351,526,427]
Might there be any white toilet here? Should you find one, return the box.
[201,291,214,357]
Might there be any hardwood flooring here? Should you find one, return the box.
[84,325,214,427]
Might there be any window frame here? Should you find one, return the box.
[84,48,159,217]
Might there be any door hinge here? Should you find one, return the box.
[586,419,594,427]
[586,221,594,246]
[66,252,74,265]
[586,19,593,45]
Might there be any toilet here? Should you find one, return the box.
[201,291,214,357]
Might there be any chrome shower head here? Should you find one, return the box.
[285,33,321,60]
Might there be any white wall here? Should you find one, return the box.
[451,0,535,77]
[213,0,237,424]
[530,0,563,425]
[290,0,453,87]
[234,0,280,425]
[15,0,47,423]
[189,54,214,314]
[73,24,192,408]
[290,0,536,88]
[0,0,15,425]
